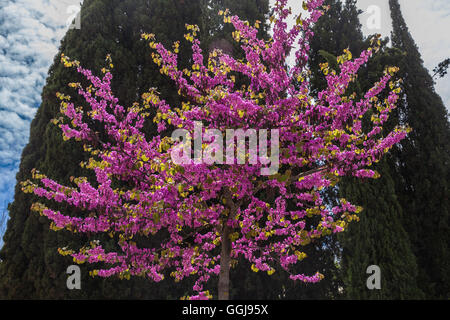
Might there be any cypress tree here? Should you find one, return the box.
[228,0,361,299]
[0,0,205,299]
[309,0,365,97]
[205,0,270,50]
[389,0,450,299]
[219,0,343,299]
[0,0,272,300]
[230,0,360,300]
[341,40,423,299]
[310,0,423,299]
[306,0,366,299]
[339,160,423,299]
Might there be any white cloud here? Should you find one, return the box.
[397,0,450,110]
[0,0,82,230]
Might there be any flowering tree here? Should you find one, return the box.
[22,0,408,300]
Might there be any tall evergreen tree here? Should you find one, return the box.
[309,0,365,96]
[310,0,422,299]
[339,160,423,299]
[389,0,450,299]
[307,0,366,299]
[0,0,271,299]
[340,40,423,299]
[0,0,205,299]
[205,0,269,51]
[223,0,343,300]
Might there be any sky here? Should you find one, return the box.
[0,0,449,243]
[0,0,82,245]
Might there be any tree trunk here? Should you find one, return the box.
[218,225,231,300]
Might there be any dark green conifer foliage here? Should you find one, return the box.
[339,160,423,299]
[340,41,423,299]
[210,0,342,300]
[310,0,422,299]
[0,0,272,300]
[0,0,204,299]
[228,0,361,299]
[389,0,450,299]
[309,0,365,97]
[306,0,365,299]
[205,0,269,50]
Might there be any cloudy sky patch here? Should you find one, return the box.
[0,0,82,233]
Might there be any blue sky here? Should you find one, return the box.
[0,0,82,246]
[0,0,449,244]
